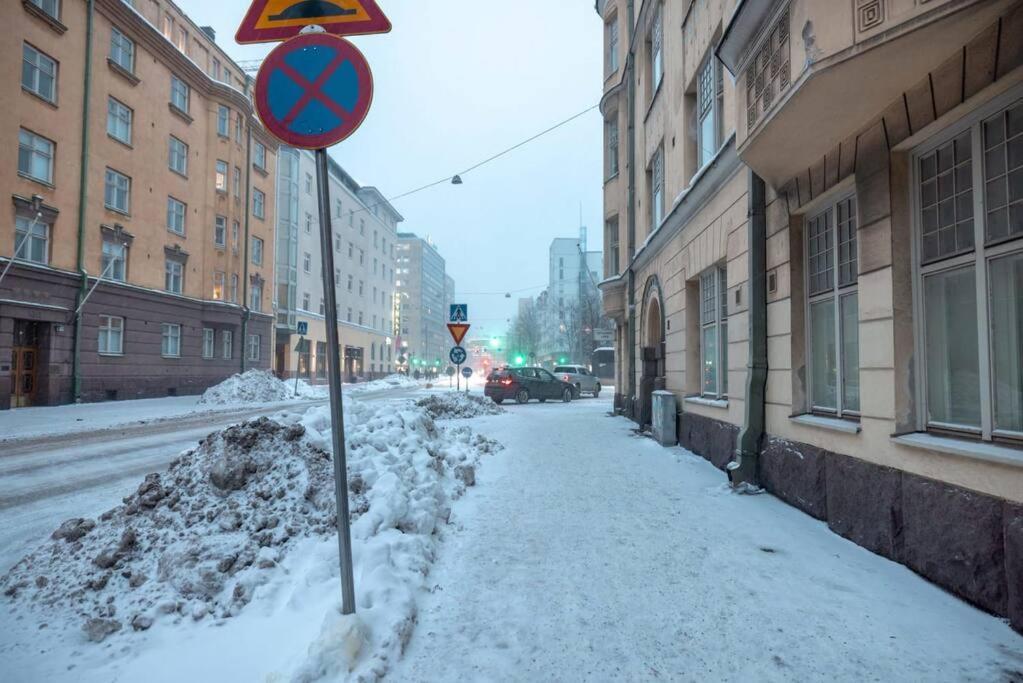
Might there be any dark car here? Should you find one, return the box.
[485,367,575,405]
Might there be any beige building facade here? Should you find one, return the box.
[2,0,278,408]
[599,0,1022,633]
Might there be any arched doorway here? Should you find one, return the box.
[639,277,666,426]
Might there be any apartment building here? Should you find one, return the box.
[1,0,277,409]
[396,233,450,372]
[274,148,401,382]
[598,0,1022,633]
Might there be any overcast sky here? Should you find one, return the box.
[174,0,605,337]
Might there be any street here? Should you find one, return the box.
[0,383,423,575]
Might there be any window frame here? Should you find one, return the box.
[247,334,261,362]
[101,236,127,282]
[202,328,215,359]
[217,105,230,138]
[109,27,135,73]
[648,4,663,97]
[28,0,60,20]
[606,12,619,75]
[649,145,665,229]
[697,54,724,170]
[803,194,860,419]
[22,43,57,104]
[605,115,620,180]
[167,196,186,235]
[98,314,124,356]
[699,266,729,400]
[170,74,189,113]
[18,128,55,185]
[104,167,131,214]
[214,215,227,249]
[168,135,188,176]
[253,188,266,218]
[164,259,184,294]
[251,237,264,265]
[215,159,228,193]
[161,323,181,358]
[222,330,233,359]
[106,96,132,145]
[909,88,1023,443]
[14,215,49,265]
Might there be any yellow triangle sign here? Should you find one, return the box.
[237,0,392,44]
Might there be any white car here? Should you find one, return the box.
[553,365,602,398]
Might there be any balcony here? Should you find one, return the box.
[718,0,1018,188]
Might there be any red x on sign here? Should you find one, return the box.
[254,33,374,149]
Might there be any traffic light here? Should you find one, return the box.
[514,355,525,366]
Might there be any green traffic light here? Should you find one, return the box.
[514,356,524,365]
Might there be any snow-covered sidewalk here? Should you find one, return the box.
[392,397,1023,682]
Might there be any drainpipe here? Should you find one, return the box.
[240,126,253,372]
[624,0,638,414]
[71,0,95,403]
[728,170,768,487]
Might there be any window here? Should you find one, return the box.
[165,259,183,294]
[202,328,215,359]
[349,210,354,226]
[252,237,264,265]
[360,219,365,235]
[175,26,187,53]
[303,252,311,273]
[250,281,263,312]
[211,57,221,81]
[606,117,619,179]
[302,292,310,310]
[28,0,59,20]
[319,298,325,315]
[213,271,225,300]
[247,334,261,361]
[915,95,1023,439]
[214,215,227,248]
[316,341,328,379]
[254,142,267,170]
[233,166,241,198]
[698,56,724,168]
[107,97,132,144]
[336,199,343,217]
[305,213,313,234]
[169,136,188,176]
[217,105,229,137]
[104,168,130,213]
[222,330,233,359]
[161,323,181,357]
[305,173,313,194]
[232,221,240,249]
[348,242,354,258]
[606,216,620,277]
[253,188,265,218]
[700,267,728,399]
[98,315,123,355]
[649,146,664,228]
[215,160,228,192]
[806,197,859,416]
[14,215,48,265]
[162,14,174,40]
[747,8,791,131]
[235,113,243,144]
[167,197,186,235]
[101,237,126,282]
[606,14,619,74]
[648,6,663,95]
[18,129,54,184]
[110,28,134,73]
[229,274,239,304]
[347,274,353,291]
[22,44,56,103]
[170,75,189,113]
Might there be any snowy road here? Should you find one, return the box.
[0,385,424,574]
[391,397,1023,682]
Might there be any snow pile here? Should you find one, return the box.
[416,392,505,420]
[197,370,300,405]
[1,399,503,679]
[346,374,420,396]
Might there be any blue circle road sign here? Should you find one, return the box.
[254,33,373,149]
[449,346,467,365]
[461,367,473,379]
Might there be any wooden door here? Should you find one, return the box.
[11,321,40,408]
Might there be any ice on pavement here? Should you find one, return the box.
[0,396,501,681]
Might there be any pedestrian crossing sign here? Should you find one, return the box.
[450,304,468,323]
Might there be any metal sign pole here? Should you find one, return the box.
[294,336,302,396]
[314,147,357,616]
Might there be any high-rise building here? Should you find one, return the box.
[1,0,277,409]
[396,233,449,372]
[274,149,401,382]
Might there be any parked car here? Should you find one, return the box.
[553,364,602,398]
[485,367,575,405]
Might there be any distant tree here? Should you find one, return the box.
[508,301,543,362]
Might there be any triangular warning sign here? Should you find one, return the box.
[447,323,470,346]
[236,0,392,45]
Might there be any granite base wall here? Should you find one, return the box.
[667,408,1022,635]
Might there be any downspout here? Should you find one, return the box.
[728,170,768,487]
[624,0,638,415]
[240,126,253,372]
[72,0,95,403]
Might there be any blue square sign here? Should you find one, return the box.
[450,304,468,323]
[297,321,309,336]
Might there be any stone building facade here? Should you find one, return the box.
[2,0,277,409]
[598,0,1022,633]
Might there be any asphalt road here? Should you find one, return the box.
[0,385,424,574]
